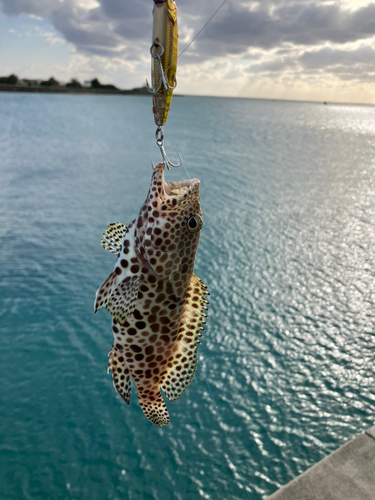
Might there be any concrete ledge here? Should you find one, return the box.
[365,425,375,441]
[267,425,375,500]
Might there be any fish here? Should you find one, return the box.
[150,0,178,127]
[94,162,209,426]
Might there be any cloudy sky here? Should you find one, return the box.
[1,0,375,103]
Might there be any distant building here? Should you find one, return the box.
[21,79,41,86]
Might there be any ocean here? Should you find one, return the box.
[0,92,374,500]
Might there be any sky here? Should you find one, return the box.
[1,0,375,103]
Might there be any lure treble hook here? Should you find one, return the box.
[152,126,182,170]
[146,41,177,94]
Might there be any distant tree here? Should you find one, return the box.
[100,83,118,90]
[40,77,59,87]
[90,77,118,91]
[91,78,101,88]
[0,74,18,84]
[66,78,82,88]
[8,74,18,84]
[130,86,149,95]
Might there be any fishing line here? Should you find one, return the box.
[178,0,229,60]
[165,0,230,73]
[179,157,191,181]
[163,129,191,179]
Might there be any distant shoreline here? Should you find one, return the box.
[0,84,371,106]
[0,84,151,96]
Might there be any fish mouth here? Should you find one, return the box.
[156,163,200,201]
[164,179,200,198]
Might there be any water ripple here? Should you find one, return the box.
[1,94,375,499]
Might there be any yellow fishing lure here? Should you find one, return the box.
[149,0,179,127]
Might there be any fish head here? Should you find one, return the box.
[135,163,202,296]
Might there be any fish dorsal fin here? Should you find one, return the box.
[94,270,117,313]
[106,275,140,324]
[161,274,209,403]
[101,222,127,255]
[108,346,131,405]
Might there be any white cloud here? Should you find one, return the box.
[76,0,99,9]
[27,13,42,20]
[41,30,66,45]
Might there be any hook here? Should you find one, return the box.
[152,127,182,170]
[146,41,177,94]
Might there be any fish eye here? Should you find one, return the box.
[187,215,202,233]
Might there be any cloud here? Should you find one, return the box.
[3,0,375,58]
[196,2,375,54]
[1,0,375,99]
[0,0,56,17]
[300,45,375,68]
[51,8,121,51]
[246,56,297,73]
[41,31,66,45]
[298,44,375,83]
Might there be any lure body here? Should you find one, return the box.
[95,163,208,426]
[151,0,178,127]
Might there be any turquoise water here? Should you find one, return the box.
[0,92,374,500]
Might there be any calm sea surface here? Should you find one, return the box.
[0,92,374,500]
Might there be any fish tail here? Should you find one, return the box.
[138,391,170,427]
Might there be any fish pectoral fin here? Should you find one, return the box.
[101,222,127,255]
[108,346,131,405]
[161,274,209,403]
[94,270,117,313]
[139,392,170,427]
[106,275,140,324]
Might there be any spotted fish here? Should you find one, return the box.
[95,162,208,426]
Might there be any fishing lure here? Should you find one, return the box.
[148,0,179,128]
[95,163,208,426]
